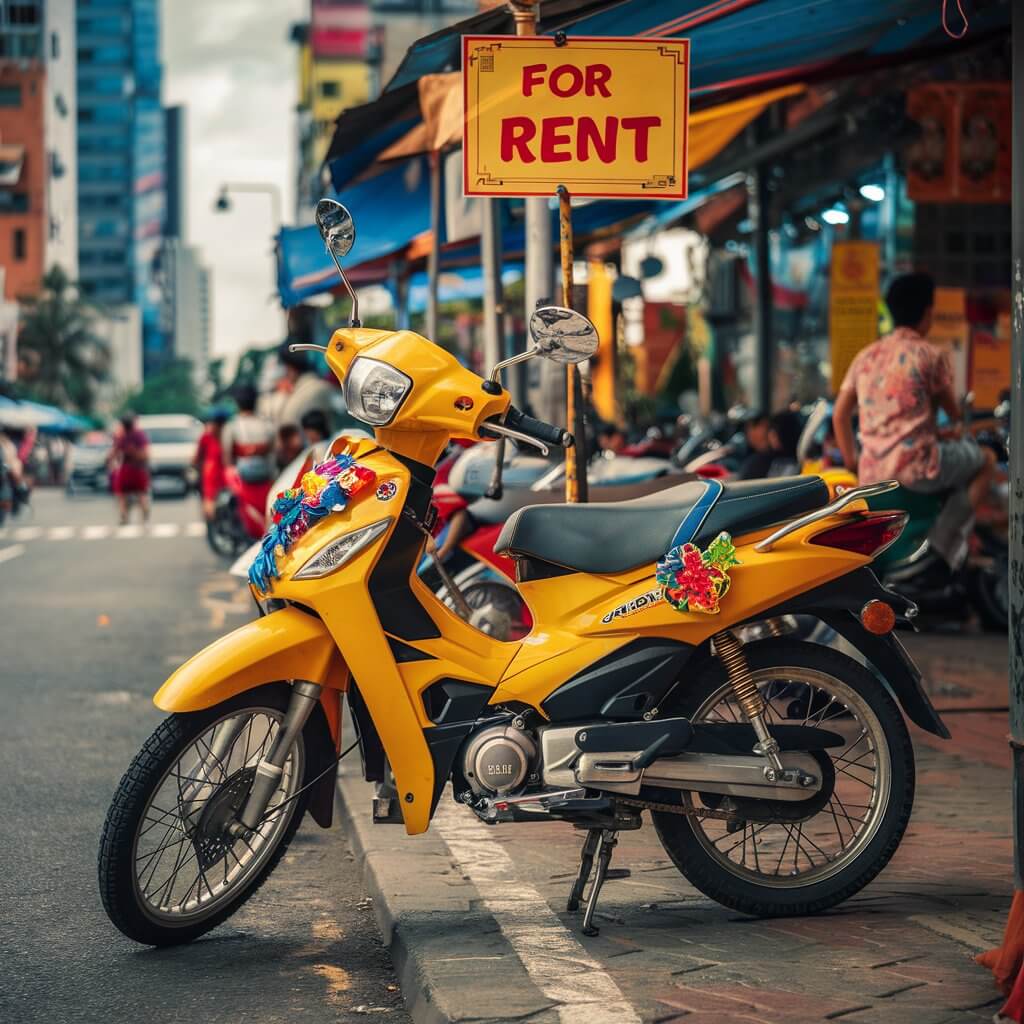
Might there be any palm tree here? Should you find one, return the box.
[18,266,110,415]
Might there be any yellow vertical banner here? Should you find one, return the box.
[829,241,880,392]
[929,287,970,395]
[970,314,1011,410]
[587,259,616,422]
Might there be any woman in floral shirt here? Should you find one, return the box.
[832,272,994,568]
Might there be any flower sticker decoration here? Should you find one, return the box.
[656,531,740,615]
[249,453,376,593]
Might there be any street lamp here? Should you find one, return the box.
[212,182,283,230]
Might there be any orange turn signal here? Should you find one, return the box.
[860,599,896,635]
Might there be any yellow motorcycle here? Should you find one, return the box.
[99,200,948,946]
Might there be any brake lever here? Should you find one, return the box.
[481,421,550,457]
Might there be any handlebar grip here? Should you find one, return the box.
[505,406,574,448]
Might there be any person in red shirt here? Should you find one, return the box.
[109,411,151,525]
[193,409,228,522]
[833,272,994,567]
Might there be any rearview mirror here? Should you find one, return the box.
[315,199,355,260]
[528,307,599,365]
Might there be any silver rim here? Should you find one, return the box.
[687,666,891,887]
[131,708,303,924]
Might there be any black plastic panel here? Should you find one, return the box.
[348,682,386,783]
[387,635,436,663]
[425,721,477,814]
[422,678,493,724]
[541,638,693,722]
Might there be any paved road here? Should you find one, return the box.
[1,490,410,1024]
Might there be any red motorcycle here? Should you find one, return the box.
[206,465,272,559]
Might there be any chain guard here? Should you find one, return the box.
[194,767,256,870]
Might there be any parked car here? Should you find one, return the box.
[66,431,112,494]
[138,414,201,497]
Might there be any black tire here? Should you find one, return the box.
[652,638,915,918]
[207,505,243,559]
[99,687,316,946]
[970,561,1008,633]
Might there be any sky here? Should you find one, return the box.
[162,0,307,364]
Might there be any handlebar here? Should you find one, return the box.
[502,406,574,449]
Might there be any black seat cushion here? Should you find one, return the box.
[494,476,830,576]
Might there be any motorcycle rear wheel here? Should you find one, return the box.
[98,687,313,946]
[652,638,914,918]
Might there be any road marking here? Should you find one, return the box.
[0,543,25,564]
[432,800,641,1024]
[198,577,252,628]
[7,522,210,543]
[13,526,42,541]
[185,521,206,537]
[47,526,75,540]
[82,525,111,540]
[115,524,144,539]
[150,523,180,538]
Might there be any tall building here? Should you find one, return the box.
[76,0,166,376]
[44,0,77,278]
[158,238,211,389]
[164,104,185,240]
[0,0,46,303]
[292,1,373,219]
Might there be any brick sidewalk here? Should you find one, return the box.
[340,631,1013,1024]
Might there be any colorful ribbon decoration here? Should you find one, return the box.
[656,531,740,615]
[248,453,376,593]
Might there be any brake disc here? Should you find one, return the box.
[193,767,256,870]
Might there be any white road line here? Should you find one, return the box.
[0,543,24,564]
[12,526,42,541]
[149,523,180,538]
[47,526,75,541]
[115,524,144,539]
[82,525,111,540]
[432,800,640,1024]
[185,522,206,538]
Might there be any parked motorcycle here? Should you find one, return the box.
[205,466,273,559]
[100,199,946,948]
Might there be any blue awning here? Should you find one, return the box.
[0,396,90,434]
[279,156,434,307]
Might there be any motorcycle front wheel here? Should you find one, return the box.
[99,687,314,946]
[652,638,915,918]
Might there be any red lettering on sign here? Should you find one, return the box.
[501,117,537,162]
[585,64,612,98]
[622,116,661,161]
[577,116,617,163]
[540,116,574,162]
[549,64,584,98]
[521,63,546,98]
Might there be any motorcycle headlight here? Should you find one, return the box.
[344,358,412,426]
[293,518,392,580]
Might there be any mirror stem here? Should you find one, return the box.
[489,346,537,384]
[330,252,361,327]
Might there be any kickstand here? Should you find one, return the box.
[567,829,601,912]
[581,830,618,937]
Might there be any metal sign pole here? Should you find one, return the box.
[557,185,581,503]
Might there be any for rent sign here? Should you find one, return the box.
[462,35,690,199]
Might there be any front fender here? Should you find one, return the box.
[155,607,348,720]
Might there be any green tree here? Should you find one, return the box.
[18,265,110,414]
[121,358,200,417]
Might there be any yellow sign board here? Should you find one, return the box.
[829,241,880,392]
[462,35,690,199]
[930,287,969,395]
[970,315,1011,410]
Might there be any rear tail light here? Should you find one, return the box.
[809,511,908,557]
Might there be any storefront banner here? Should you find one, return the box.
[930,287,969,396]
[829,241,880,392]
[970,315,1011,410]
[463,35,689,199]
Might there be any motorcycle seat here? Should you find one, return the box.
[495,475,830,576]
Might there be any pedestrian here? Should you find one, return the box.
[832,271,995,569]
[193,408,229,522]
[109,410,150,525]
[300,408,330,449]
[275,423,304,470]
[261,342,335,434]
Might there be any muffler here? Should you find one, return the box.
[576,749,822,800]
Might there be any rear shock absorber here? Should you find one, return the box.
[712,630,784,775]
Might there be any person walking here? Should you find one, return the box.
[222,384,275,518]
[193,409,228,522]
[109,411,150,525]
[832,271,995,568]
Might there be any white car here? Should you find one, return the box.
[137,414,201,497]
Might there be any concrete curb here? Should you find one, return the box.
[336,761,557,1024]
